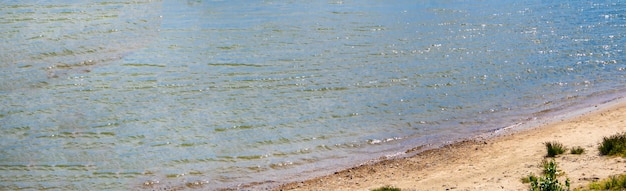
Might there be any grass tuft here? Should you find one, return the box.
[522,173,539,184]
[599,132,626,156]
[570,146,585,155]
[545,141,567,157]
[371,186,401,191]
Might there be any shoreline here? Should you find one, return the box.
[273,96,626,191]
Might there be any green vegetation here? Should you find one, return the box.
[579,133,626,190]
[545,141,567,157]
[599,132,626,156]
[371,186,401,191]
[525,160,570,191]
[575,174,626,191]
[570,146,585,155]
[522,173,539,184]
[524,133,626,191]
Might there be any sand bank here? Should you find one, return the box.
[275,98,626,191]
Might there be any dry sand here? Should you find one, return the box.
[275,98,626,191]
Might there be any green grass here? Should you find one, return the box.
[570,146,585,155]
[575,174,626,191]
[599,132,626,156]
[522,173,539,184]
[371,186,401,191]
[525,160,570,191]
[545,141,567,157]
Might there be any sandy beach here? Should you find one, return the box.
[275,98,626,191]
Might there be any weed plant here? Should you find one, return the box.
[541,160,559,177]
[527,160,570,191]
[570,146,585,155]
[545,141,567,157]
[522,173,539,184]
[599,132,626,156]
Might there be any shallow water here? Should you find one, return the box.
[1,0,625,190]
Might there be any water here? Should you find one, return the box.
[1,0,625,190]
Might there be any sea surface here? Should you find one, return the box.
[1,0,625,190]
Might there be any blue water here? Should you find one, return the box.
[1,0,625,190]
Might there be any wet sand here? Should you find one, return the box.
[275,98,626,191]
